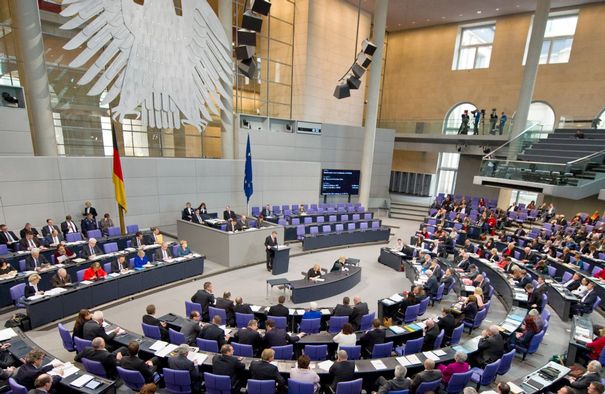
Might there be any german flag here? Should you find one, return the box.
[112,124,127,212]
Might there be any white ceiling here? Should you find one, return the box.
[346,0,605,31]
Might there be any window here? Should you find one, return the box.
[453,23,496,70]
[524,12,578,65]
[509,190,539,207]
[528,101,555,131]
[122,118,149,157]
[436,152,460,195]
[443,102,477,135]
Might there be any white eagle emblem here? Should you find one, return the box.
[60,0,233,131]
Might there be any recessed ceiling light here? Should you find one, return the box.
[459,13,463,17]
[398,23,401,26]
[426,18,431,21]
[477,10,482,14]
[441,16,446,19]
[495,8,500,11]
[516,4,520,7]
[411,21,416,24]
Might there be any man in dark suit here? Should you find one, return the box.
[234,319,263,356]
[191,209,205,224]
[437,308,456,343]
[563,273,582,291]
[181,311,202,346]
[212,344,245,392]
[473,275,490,298]
[0,224,19,251]
[261,204,272,218]
[51,268,72,288]
[74,337,123,379]
[44,229,64,247]
[142,304,168,342]
[572,282,598,316]
[264,319,303,348]
[120,341,158,383]
[360,319,386,357]
[570,361,602,392]
[154,242,173,261]
[200,315,229,348]
[329,350,356,391]
[350,296,369,330]
[181,203,194,221]
[410,359,442,393]
[190,281,215,322]
[168,344,202,391]
[81,213,98,236]
[226,218,242,232]
[421,319,440,351]
[375,365,412,394]
[111,255,131,273]
[525,284,542,311]
[60,215,79,238]
[25,249,50,271]
[249,349,286,392]
[223,206,237,221]
[268,295,289,318]
[474,325,505,367]
[29,373,53,394]
[19,231,42,251]
[423,269,439,298]
[82,311,125,350]
[81,238,103,259]
[14,350,62,390]
[334,297,353,316]
[264,231,278,271]
[234,297,253,315]
[215,292,235,326]
[41,219,60,238]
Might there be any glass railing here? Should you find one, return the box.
[380,118,514,137]
[482,122,545,161]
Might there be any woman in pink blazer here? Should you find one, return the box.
[437,351,470,383]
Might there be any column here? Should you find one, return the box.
[10,0,57,156]
[219,0,235,159]
[510,0,551,140]
[358,0,388,209]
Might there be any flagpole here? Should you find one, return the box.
[118,205,126,235]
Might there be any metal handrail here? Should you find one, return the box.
[481,158,567,168]
[481,122,542,159]
[567,149,605,165]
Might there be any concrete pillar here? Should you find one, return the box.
[10,0,57,156]
[218,0,235,159]
[510,0,551,140]
[497,188,513,211]
[358,0,388,209]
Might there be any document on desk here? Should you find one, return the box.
[45,288,66,296]
[250,305,262,312]
[433,349,447,356]
[187,352,208,364]
[50,362,78,378]
[70,374,94,388]
[0,328,17,341]
[314,278,325,282]
[370,360,387,370]
[27,294,45,301]
[464,285,476,292]
[381,299,395,306]
[396,356,411,366]
[317,360,334,371]
[423,351,440,361]
[389,293,404,302]
[149,340,168,351]
[406,354,421,364]
[288,309,296,315]
[80,280,93,285]
[320,309,331,315]
[155,343,178,357]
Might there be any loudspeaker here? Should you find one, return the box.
[356,52,372,68]
[251,0,272,16]
[346,75,361,90]
[362,39,377,56]
[235,45,255,60]
[237,29,257,46]
[242,10,263,32]
[238,58,258,78]
[333,83,350,99]
[351,63,365,78]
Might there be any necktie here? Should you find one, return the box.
[137,239,141,247]
[34,258,38,267]
[5,232,12,242]
[49,226,53,234]
[90,246,94,255]
[163,250,167,259]
[69,222,75,232]
[53,237,58,244]
[29,240,35,249]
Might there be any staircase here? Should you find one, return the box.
[389,199,430,222]
[517,129,605,164]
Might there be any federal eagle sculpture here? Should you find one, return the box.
[60,0,233,131]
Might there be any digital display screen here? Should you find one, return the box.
[321,169,360,195]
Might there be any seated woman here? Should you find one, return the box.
[133,249,149,269]
[72,309,92,339]
[331,256,346,272]
[54,244,75,264]
[333,323,356,350]
[586,328,605,360]
[290,355,320,393]
[533,259,549,275]
[440,268,455,294]
[488,248,500,263]
[299,204,306,215]
[572,278,590,297]
[24,273,44,298]
[512,308,541,347]
[438,351,469,383]
[460,295,478,324]
[0,260,16,277]
[307,264,322,279]
[397,286,424,318]
[82,261,107,281]
[176,240,192,257]
[497,257,512,271]
[302,302,322,320]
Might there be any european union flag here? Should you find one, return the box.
[244,133,253,203]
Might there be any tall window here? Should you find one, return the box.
[524,12,578,65]
[509,190,539,207]
[443,102,477,135]
[528,101,555,132]
[436,153,460,195]
[453,23,496,70]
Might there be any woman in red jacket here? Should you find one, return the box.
[82,261,107,281]
[586,328,605,360]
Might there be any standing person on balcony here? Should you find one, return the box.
[458,110,470,135]
[472,109,481,135]
[489,109,498,134]
[499,112,508,135]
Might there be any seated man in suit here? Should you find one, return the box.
[525,284,542,311]
[333,296,353,316]
[200,315,229,348]
[41,219,60,238]
[215,291,235,327]
[25,248,50,271]
[81,238,103,259]
[260,204,272,218]
[20,231,43,251]
[375,365,412,394]
[421,319,440,351]
[81,213,98,236]
[267,295,289,317]
[564,273,582,291]
[212,344,246,392]
[44,229,64,247]
[410,359,442,393]
[181,202,194,221]
[154,242,173,262]
[168,344,202,391]
[74,337,124,379]
[360,319,386,357]
[349,296,369,330]
[329,350,356,392]
[131,231,147,249]
[572,281,598,317]
[30,373,53,394]
[264,319,304,348]
[0,224,19,251]
[82,311,125,350]
[233,296,253,315]
[226,218,242,232]
[234,319,263,356]
[473,325,505,368]
[120,341,158,384]
[51,268,72,288]
[181,311,202,346]
[14,350,62,391]
[223,205,237,221]
[249,349,286,392]
[60,215,79,238]
[19,223,39,239]
[142,304,169,342]
[191,209,205,224]
[423,269,439,298]
[437,308,457,343]
[111,255,131,273]
[191,281,215,322]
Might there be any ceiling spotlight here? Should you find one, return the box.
[334,38,375,100]
[495,8,500,11]
[333,83,351,99]
[476,10,482,14]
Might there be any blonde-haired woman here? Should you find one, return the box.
[24,273,44,297]
[176,240,192,257]
[83,200,97,219]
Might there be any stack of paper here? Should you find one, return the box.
[406,354,421,364]
[250,305,262,312]
[27,294,45,301]
[187,352,208,364]
[45,288,66,296]
[389,293,404,302]
[156,343,178,357]
[288,309,296,315]
[149,341,168,351]
[0,328,17,341]
[320,309,331,315]
[317,360,334,371]
[371,360,387,370]
[396,356,411,366]
[70,374,94,388]
[433,349,446,356]
[389,326,405,334]
[423,351,440,361]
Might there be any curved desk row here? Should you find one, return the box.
[283,219,381,242]
[1,327,115,394]
[288,266,362,303]
[302,228,390,251]
[23,254,204,328]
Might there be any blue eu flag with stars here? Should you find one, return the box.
[244,133,253,203]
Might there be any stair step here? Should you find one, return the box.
[389,213,425,222]
[390,205,429,213]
